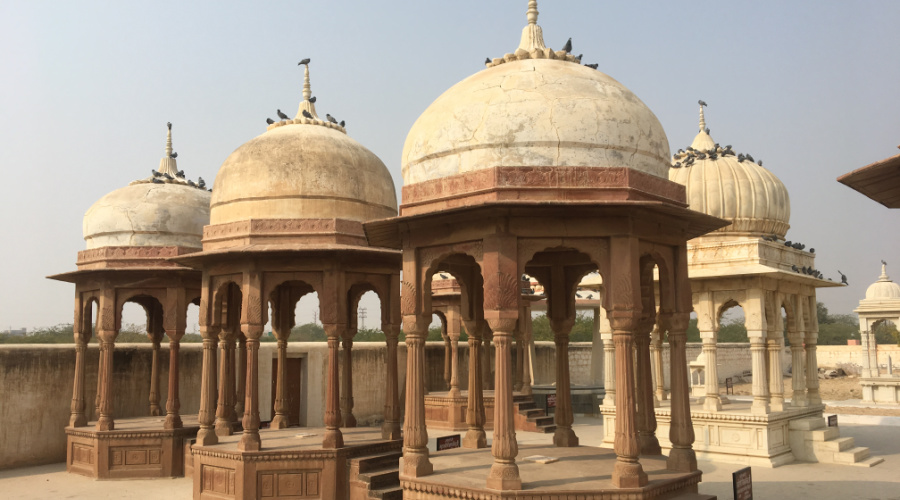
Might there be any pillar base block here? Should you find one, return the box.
[486,462,522,491]
[769,399,785,412]
[96,417,114,431]
[381,421,402,440]
[215,420,235,436]
[164,415,183,430]
[521,386,533,397]
[270,415,290,429]
[553,427,579,447]
[638,435,662,456]
[70,415,87,428]
[463,429,487,448]
[791,394,809,407]
[666,447,698,472]
[448,388,461,399]
[751,399,770,415]
[150,406,162,417]
[702,396,722,411]
[343,413,357,428]
[400,451,433,477]
[322,428,344,449]
[807,393,822,405]
[196,428,218,446]
[602,396,616,407]
[237,431,261,451]
[611,460,648,488]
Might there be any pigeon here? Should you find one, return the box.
[326,113,338,124]
[673,162,681,168]
[187,180,196,187]
[838,270,848,285]
[167,122,172,130]
[277,109,290,120]
[698,100,707,107]
[746,154,755,163]
[784,240,792,247]
[585,63,599,69]
[883,259,888,266]
[198,177,206,189]
[152,170,163,177]
[802,266,808,274]
[302,110,313,119]
[562,38,572,53]
[170,152,178,159]
[575,54,583,62]
[738,154,745,162]
[757,160,763,166]
[266,118,275,125]
[705,127,711,134]
[339,120,345,127]
[792,265,799,272]
[163,172,173,180]
[485,57,491,65]
[298,58,311,66]
[810,248,815,254]
[309,96,317,103]
[152,177,164,184]
[770,234,779,241]
[176,170,184,178]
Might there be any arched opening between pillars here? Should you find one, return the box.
[209,281,244,437]
[121,296,167,417]
[268,280,314,430]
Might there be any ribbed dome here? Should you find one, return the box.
[669,110,790,238]
[865,264,900,300]
[211,124,397,225]
[402,59,671,185]
[84,181,210,249]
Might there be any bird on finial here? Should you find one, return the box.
[198,177,206,189]
[339,120,345,128]
[298,58,311,66]
[302,110,313,119]
[171,152,178,159]
[485,57,491,65]
[266,118,275,125]
[698,100,707,107]
[562,38,572,53]
[277,109,290,120]
[309,96,317,104]
[882,259,887,266]
[326,113,338,124]
[167,122,172,130]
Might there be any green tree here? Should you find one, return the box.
[874,321,900,346]
[717,320,748,342]
[289,323,326,342]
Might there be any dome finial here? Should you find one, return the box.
[295,59,319,120]
[158,122,178,176]
[517,0,546,51]
[698,100,708,132]
[881,260,889,280]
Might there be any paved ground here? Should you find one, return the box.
[2,415,899,499]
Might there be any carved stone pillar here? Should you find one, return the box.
[400,315,432,477]
[382,324,402,440]
[448,315,461,398]
[96,323,117,432]
[790,336,808,407]
[149,336,162,416]
[341,333,357,428]
[486,318,521,491]
[702,336,721,411]
[481,330,493,390]
[651,328,666,404]
[602,333,616,406]
[235,334,247,416]
[238,325,263,452]
[514,326,524,392]
[442,331,452,391]
[665,312,697,472]
[95,352,103,418]
[749,335,770,414]
[271,338,290,429]
[551,318,578,447]
[463,320,487,449]
[610,316,646,487]
[196,326,219,446]
[806,340,822,405]
[521,305,534,397]
[768,338,785,412]
[164,333,183,430]
[634,323,660,455]
[215,330,236,436]
[69,337,88,427]
[322,324,344,448]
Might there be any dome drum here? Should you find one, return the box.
[200,218,370,252]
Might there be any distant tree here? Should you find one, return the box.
[815,302,861,345]
[686,318,700,342]
[874,321,900,346]
[354,328,386,342]
[289,323,326,342]
[718,320,749,342]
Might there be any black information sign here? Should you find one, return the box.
[732,466,752,500]
[725,377,734,395]
[546,393,557,408]
[828,415,838,427]
[436,434,461,451]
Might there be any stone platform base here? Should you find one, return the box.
[601,400,826,467]
[190,426,401,500]
[66,415,200,479]
[861,376,900,404]
[425,390,495,431]
[400,444,710,499]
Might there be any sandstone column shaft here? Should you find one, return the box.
[271,339,290,429]
[790,341,808,407]
[806,342,822,405]
[702,338,721,411]
[401,316,432,476]
[382,325,402,440]
[611,329,647,487]
[322,329,344,448]
[149,340,162,416]
[635,328,660,454]
[552,322,578,447]
[69,341,88,427]
[196,333,218,446]
[215,335,235,436]
[486,326,521,490]
[768,339,785,411]
[235,336,247,416]
[463,323,487,449]
[341,336,357,427]
[750,337,770,414]
[164,338,183,429]
[602,336,616,406]
[96,338,116,431]
[666,315,697,473]
[238,335,261,451]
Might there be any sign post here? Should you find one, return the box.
[546,393,556,415]
[732,467,752,500]
[725,377,734,395]
[828,415,838,427]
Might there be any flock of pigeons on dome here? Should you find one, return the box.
[671,144,763,169]
[484,37,600,70]
[135,122,210,191]
[264,59,346,129]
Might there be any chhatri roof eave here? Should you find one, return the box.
[47,265,200,283]
[837,150,900,209]
[170,242,401,268]
[686,264,844,288]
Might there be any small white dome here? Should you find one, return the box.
[865,264,900,300]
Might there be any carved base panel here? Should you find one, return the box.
[401,443,703,499]
[65,416,200,479]
[425,391,495,431]
[860,376,900,404]
[190,426,401,500]
[600,400,826,468]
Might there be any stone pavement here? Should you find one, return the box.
[1,416,898,499]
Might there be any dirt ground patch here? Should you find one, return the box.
[728,376,864,401]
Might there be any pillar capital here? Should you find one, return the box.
[487,317,517,335]
[402,315,430,339]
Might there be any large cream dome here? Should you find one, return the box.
[669,108,790,238]
[210,123,397,225]
[402,11,670,185]
[83,126,211,249]
[865,264,900,300]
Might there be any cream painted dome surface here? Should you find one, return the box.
[211,124,398,225]
[402,59,672,185]
[83,182,211,249]
[865,266,900,300]
[670,131,791,238]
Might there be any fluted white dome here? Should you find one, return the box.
[669,116,790,238]
[865,264,900,300]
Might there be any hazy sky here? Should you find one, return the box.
[2,1,899,331]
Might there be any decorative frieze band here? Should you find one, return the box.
[76,246,199,269]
